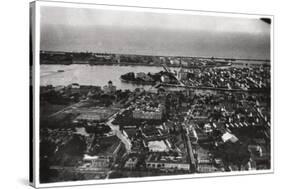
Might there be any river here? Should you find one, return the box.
[40,64,176,91]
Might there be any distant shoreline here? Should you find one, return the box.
[40,51,270,68]
[40,62,270,67]
[40,50,270,62]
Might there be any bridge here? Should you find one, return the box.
[161,63,185,87]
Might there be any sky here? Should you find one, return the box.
[40,5,271,59]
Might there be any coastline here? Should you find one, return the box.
[40,61,270,68]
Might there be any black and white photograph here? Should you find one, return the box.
[29,0,273,188]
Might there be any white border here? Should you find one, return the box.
[34,1,41,187]
[32,0,274,188]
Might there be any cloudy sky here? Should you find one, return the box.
[40,5,271,59]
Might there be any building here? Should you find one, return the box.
[132,93,166,120]
[197,163,217,173]
[145,153,190,171]
[103,80,117,94]
[161,75,170,83]
[221,132,239,143]
[81,155,111,170]
[94,53,113,60]
[248,145,263,157]
[147,140,170,152]
[133,109,163,120]
[124,157,138,169]
[80,136,125,170]
[75,113,102,122]
[68,83,80,94]
[178,68,196,81]
[135,72,153,82]
[178,69,188,80]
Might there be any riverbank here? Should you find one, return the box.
[40,64,166,90]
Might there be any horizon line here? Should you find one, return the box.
[40,50,270,62]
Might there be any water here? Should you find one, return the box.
[40,62,268,91]
[40,64,171,91]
